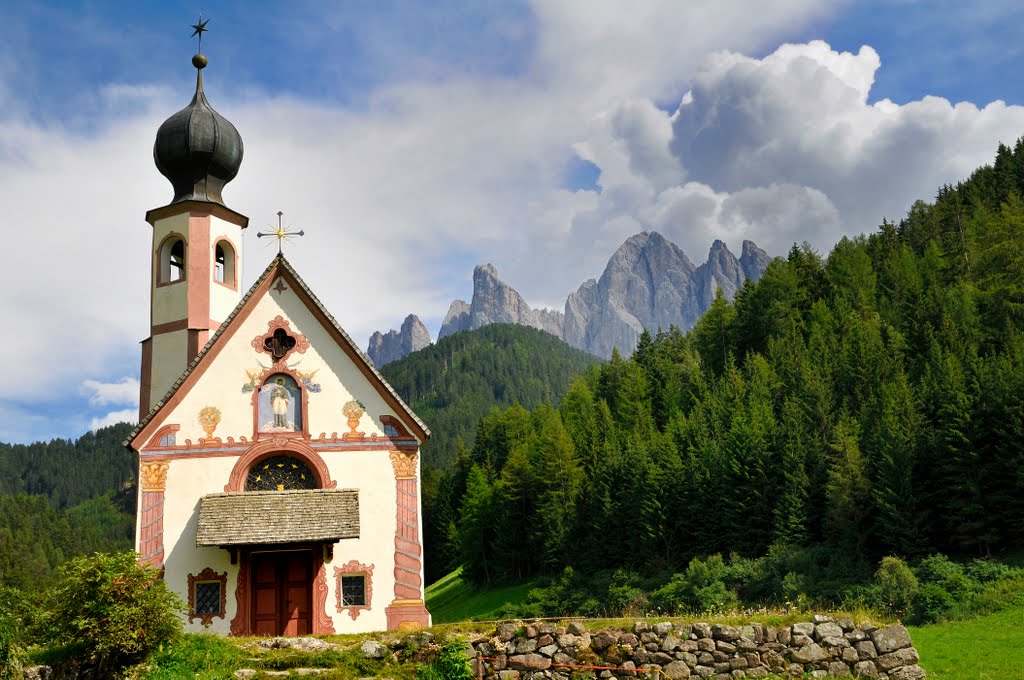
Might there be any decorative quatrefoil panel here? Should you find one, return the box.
[252,316,310,364]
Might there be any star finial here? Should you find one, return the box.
[191,16,210,53]
[257,211,306,255]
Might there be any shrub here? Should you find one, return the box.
[606,569,649,616]
[965,558,1017,584]
[910,554,977,623]
[876,556,918,618]
[417,638,473,680]
[650,555,739,614]
[914,582,960,624]
[36,552,184,675]
[971,576,1024,616]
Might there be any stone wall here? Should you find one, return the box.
[470,615,925,679]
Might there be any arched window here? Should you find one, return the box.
[214,240,235,285]
[245,455,317,491]
[158,236,186,283]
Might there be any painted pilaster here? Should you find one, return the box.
[385,450,431,630]
[139,460,169,568]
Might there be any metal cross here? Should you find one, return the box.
[257,211,305,255]
[191,15,209,53]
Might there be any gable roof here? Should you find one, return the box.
[127,254,430,450]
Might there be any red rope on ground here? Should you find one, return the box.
[476,656,654,673]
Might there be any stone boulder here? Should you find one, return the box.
[870,625,913,654]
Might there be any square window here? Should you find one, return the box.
[341,574,366,607]
[159,433,176,447]
[195,581,221,615]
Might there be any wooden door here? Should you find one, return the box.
[251,551,312,636]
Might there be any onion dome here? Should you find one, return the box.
[153,54,243,206]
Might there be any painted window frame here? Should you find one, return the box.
[187,567,228,628]
[334,560,374,620]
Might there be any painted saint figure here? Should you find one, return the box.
[258,374,302,433]
[271,386,290,427]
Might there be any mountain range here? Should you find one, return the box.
[366,231,770,366]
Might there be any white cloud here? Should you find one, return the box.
[89,409,137,432]
[81,377,140,407]
[510,39,1024,288]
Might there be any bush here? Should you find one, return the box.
[417,638,473,680]
[649,555,739,614]
[35,552,184,675]
[910,554,977,623]
[965,558,1017,584]
[971,576,1024,616]
[876,556,918,618]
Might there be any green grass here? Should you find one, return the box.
[141,634,412,680]
[425,567,538,624]
[911,603,1024,680]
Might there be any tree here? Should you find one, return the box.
[824,417,871,563]
[455,465,496,584]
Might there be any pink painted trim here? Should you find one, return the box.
[146,424,181,449]
[186,213,212,329]
[391,476,424,602]
[314,550,335,634]
[223,438,337,492]
[139,490,165,568]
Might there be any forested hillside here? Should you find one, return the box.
[381,323,599,471]
[0,423,136,590]
[434,140,1024,610]
[380,323,598,583]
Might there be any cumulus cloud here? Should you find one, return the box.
[81,377,140,407]
[508,39,1024,290]
[89,409,137,432]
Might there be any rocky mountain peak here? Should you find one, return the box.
[565,231,770,358]
[438,264,564,340]
[368,232,771,365]
[366,314,432,367]
[740,240,770,282]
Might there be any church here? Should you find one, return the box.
[127,43,432,635]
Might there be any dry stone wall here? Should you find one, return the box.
[470,615,925,680]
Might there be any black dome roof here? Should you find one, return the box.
[153,55,243,206]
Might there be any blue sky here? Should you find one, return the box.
[3,1,1024,443]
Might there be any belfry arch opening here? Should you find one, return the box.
[215,240,236,285]
[159,236,186,283]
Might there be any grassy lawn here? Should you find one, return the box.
[911,603,1024,680]
[425,567,538,624]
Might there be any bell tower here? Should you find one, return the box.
[140,48,248,417]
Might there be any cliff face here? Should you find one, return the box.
[438,264,562,340]
[366,314,432,367]
[564,233,770,358]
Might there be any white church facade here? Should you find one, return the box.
[128,48,431,635]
